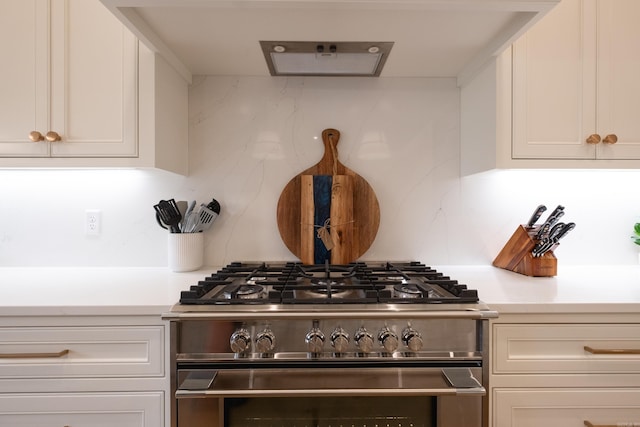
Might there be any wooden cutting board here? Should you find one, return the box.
[277,128,380,264]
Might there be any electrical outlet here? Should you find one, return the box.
[85,209,101,236]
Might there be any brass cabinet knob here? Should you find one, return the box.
[602,134,618,144]
[29,131,44,142]
[45,131,62,142]
[585,134,601,144]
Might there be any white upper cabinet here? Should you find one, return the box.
[461,0,640,173]
[595,0,640,160]
[0,0,48,157]
[0,0,137,158]
[512,0,640,161]
[0,0,188,174]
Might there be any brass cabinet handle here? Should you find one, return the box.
[584,345,640,355]
[602,134,618,144]
[45,131,62,142]
[29,131,45,142]
[584,421,639,427]
[585,134,601,144]
[28,131,62,142]
[0,349,69,359]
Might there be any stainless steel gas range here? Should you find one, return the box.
[163,261,498,427]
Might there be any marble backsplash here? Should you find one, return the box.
[1,76,639,267]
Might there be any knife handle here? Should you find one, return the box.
[548,222,565,239]
[534,223,551,240]
[556,222,576,240]
[526,204,547,228]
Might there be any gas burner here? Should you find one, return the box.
[225,284,265,300]
[312,279,341,287]
[393,283,423,298]
[299,286,362,300]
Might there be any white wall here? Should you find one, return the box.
[1,76,639,267]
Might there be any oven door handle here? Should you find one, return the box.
[176,386,486,398]
[175,367,486,398]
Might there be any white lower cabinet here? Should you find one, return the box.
[0,316,168,426]
[494,389,640,427]
[0,392,163,426]
[491,314,640,426]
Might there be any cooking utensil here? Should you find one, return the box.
[534,222,551,241]
[192,204,218,232]
[181,210,197,233]
[526,204,547,228]
[534,205,565,239]
[180,200,196,232]
[556,222,576,241]
[176,200,188,231]
[154,199,182,233]
[532,221,576,257]
[276,128,380,265]
[207,198,221,215]
[532,222,563,257]
[545,222,576,255]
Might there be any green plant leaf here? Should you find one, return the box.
[634,238,640,246]
[635,223,640,236]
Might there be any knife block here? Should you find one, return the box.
[493,225,557,277]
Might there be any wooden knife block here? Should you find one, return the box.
[493,225,557,277]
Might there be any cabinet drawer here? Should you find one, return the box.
[493,324,640,374]
[0,392,163,427]
[493,388,640,427]
[0,326,164,378]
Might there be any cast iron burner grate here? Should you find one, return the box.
[179,261,478,305]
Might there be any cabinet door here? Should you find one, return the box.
[493,323,640,375]
[595,0,640,159]
[0,0,138,159]
[493,388,640,427]
[512,0,597,159]
[0,0,49,157]
[0,392,163,427]
[0,325,164,385]
[50,0,138,158]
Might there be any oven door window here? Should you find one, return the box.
[225,396,435,427]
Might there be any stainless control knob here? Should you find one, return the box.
[378,327,399,353]
[354,327,374,353]
[255,328,276,353]
[402,326,423,352]
[330,327,350,353]
[305,327,325,353]
[229,328,251,354]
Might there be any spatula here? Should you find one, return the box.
[192,204,219,233]
[154,199,182,233]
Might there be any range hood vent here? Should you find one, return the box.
[100,0,560,86]
[260,41,393,77]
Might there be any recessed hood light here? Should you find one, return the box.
[260,41,393,77]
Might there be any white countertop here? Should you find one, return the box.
[440,265,640,314]
[0,267,217,316]
[1,265,639,317]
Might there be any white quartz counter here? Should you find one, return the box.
[440,265,640,314]
[1,265,639,317]
[0,267,218,316]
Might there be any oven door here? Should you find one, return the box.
[175,367,485,427]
